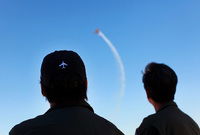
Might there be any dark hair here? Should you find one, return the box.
[41,72,87,104]
[142,62,178,103]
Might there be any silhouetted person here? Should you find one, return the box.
[136,62,200,135]
[10,50,124,135]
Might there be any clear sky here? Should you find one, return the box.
[1,0,200,135]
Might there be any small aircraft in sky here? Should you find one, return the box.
[94,29,100,34]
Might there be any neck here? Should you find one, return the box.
[153,102,163,112]
[49,99,86,108]
[148,98,163,112]
[50,102,55,107]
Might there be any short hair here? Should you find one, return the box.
[40,50,87,104]
[41,72,87,104]
[142,62,178,103]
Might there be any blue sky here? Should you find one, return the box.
[1,0,200,135]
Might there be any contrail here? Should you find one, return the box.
[95,29,125,120]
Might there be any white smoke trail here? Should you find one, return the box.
[97,30,125,120]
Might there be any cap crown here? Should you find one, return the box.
[41,50,86,88]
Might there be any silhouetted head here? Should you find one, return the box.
[142,62,178,103]
[40,50,87,105]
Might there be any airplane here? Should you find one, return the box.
[59,61,68,69]
[94,29,100,34]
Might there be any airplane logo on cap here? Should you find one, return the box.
[59,61,68,69]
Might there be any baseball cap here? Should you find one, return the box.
[41,50,86,88]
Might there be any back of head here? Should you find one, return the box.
[142,62,178,103]
[40,50,87,104]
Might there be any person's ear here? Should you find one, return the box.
[85,79,88,90]
[145,89,154,105]
[145,89,151,99]
[41,84,46,97]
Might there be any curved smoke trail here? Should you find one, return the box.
[95,29,125,120]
